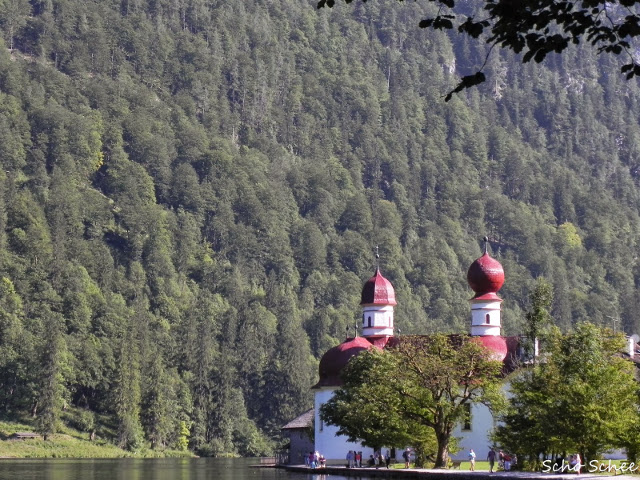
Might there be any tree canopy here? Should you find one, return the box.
[523,277,554,362]
[318,0,640,99]
[319,347,437,457]
[321,335,505,467]
[1,0,640,457]
[494,323,638,466]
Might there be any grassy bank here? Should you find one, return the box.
[0,419,194,458]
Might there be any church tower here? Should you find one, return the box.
[467,237,504,336]
[467,237,508,360]
[360,266,396,345]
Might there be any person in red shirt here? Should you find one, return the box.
[503,453,512,471]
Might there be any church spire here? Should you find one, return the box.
[360,248,395,342]
[467,236,504,336]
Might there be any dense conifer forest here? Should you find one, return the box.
[0,0,640,455]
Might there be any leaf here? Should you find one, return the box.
[445,72,486,101]
[459,18,490,38]
[420,18,434,28]
[433,16,454,30]
[317,0,335,8]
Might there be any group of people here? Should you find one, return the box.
[313,446,522,471]
[486,448,516,472]
[371,450,391,469]
[345,450,391,468]
[305,451,326,469]
[345,450,361,468]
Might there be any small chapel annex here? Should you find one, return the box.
[283,241,522,464]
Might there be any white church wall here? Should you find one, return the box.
[451,402,495,461]
[316,386,507,464]
[452,381,515,462]
[314,388,376,462]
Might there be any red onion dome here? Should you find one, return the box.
[360,268,397,306]
[313,336,374,388]
[473,335,508,362]
[467,252,504,298]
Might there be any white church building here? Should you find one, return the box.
[285,241,522,464]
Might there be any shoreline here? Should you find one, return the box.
[280,464,637,479]
[0,435,194,459]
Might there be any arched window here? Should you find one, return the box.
[368,316,372,327]
[485,313,490,324]
[463,403,472,431]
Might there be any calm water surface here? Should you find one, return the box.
[0,458,350,480]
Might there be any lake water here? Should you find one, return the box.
[0,458,348,480]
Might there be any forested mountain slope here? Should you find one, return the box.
[0,0,639,455]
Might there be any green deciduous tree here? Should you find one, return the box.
[320,347,437,457]
[494,323,638,467]
[321,334,505,467]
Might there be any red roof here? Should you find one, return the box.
[313,334,521,389]
[313,336,375,388]
[467,252,504,298]
[360,268,397,306]
[472,335,508,362]
[472,292,503,302]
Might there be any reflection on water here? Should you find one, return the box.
[0,458,353,480]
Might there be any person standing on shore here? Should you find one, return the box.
[488,448,496,473]
[504,453,512,471]
[572,454,582,474]
[469,449,476,471]
[403,449,411,468]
